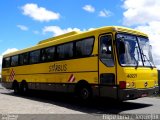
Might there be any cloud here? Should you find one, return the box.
[0,55,2,67]
[99,9,112,17]
[135,22,160,68]
[17,25,28,31]
[43,26,81,36]
[2,48,18,56]
[123,0,160,26]
[88,28,95,31]
[122,0,160,69]
[21,3,60,22]
[82,5,95,13]
[0,48,18,75]
[0,48,18,68]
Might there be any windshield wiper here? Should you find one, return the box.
[140,49,153,69]
[134,46,139,69]
[132,55,138,69]
[135,60,138,69]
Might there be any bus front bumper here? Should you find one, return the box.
[118,86,159,101]
[93,85,159,101]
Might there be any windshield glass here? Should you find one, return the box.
[138,37,155,67]
[116,34,143,66]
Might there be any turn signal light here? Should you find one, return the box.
[119,81,126,89]
[155,80,158,86]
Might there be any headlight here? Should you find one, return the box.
[126,82,130,88]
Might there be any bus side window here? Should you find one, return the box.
[41,49,47,62]
[11,55,19,67]
[100,35,114,67]
[20,53,29,65]
[2,57,10,68]
[57,43,73,59]
[23,53,29,65]
[30,50,40,64]
[41,47,55,62]
[76,37,94,57]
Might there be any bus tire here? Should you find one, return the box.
[12,81,19,94]
[76,84,92,101]
[20,81,28,95]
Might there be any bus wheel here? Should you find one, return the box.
[20,81,28,95]
[77,85,92,101]
[13,82,19,94]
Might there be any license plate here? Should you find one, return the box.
[141,94,147,97]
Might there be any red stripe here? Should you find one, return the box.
[70,76,75,82]
[9,69,15,81]
[68,74,73,82]
[11,74,14,81]
[8,70,13,81]
[10,72,13,81]
[11,70,15,76]
[68,74,75,82]
[11,70,15,81]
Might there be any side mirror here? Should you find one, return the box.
[118,39,125,54]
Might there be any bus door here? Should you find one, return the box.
[98,34,117,98]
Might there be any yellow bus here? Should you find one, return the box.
[1,26,159,100]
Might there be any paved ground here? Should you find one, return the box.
[0,84,160,119]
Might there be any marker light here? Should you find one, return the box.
[155,80,158,86]
[119,81,126,89]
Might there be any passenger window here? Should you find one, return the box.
[30,50,40,64]
[20,53,29,65]
[11,55,19,67]
[100,35,114,67]
[57,43,73,59]
[41,47,55,62]
[2,57,10,68]
[76,37,94,57]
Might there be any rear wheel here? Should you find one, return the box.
[20,81,28,95]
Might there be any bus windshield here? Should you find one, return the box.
[138,37,155,67]
[116,33,154,67]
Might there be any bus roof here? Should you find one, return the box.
[3,26,148,57]
[38,31,81,44]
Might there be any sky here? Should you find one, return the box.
[0,0,160,71]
